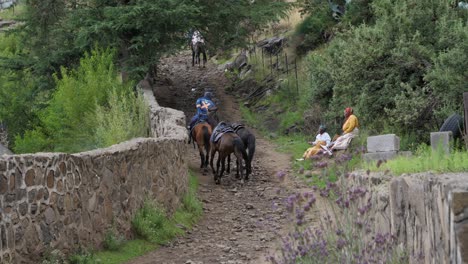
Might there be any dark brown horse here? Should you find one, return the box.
[192,41,207,68]
[192,122,212,169]
[210,133,250,184]
[227,124,255,176]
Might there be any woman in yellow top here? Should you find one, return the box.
[325,107,359,154]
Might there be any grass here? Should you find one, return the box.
[92,240,156,264]
[0,3,26,20]
[66,171,202,264]
[366,144,468,175]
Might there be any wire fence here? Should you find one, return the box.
[244,42,305,106]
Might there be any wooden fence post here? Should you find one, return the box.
[464,92,468,136]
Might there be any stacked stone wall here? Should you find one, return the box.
[0,82,189,263]
[351,172,468,264]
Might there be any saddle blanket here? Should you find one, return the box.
[230,122,246,133]
[210,123,235,143]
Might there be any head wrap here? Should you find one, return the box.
[319,124,326,131]
[345,107,353,116]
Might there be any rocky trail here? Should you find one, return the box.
[127,51,313,264]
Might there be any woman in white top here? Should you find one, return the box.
[301,125,331,160]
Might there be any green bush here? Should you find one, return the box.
[305,0,467,141]
[132,172,202,245]
[95,88,149,148]
[294,6,337,54]
[14,47,149,153]
[103,228,125,251]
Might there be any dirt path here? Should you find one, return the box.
[127,51,309,264]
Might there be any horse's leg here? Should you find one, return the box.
[202,50,207,68]
[198,144,205,169]
[210,148,216,174]
[235,158,241,179]
[226,154,231,174]
[192,49,195,66]
[218,155,226,184]
[236,153,244,183]
[204,141,210,168]
[215,153,221,184]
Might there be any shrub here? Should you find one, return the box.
[94,88,149,148]
[269,154,407,264]
[103,228,125,251]
[294,7,337,54]
[305,0,467,143]
[15,47,149,153]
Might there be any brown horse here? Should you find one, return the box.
[227,124,255,176]
[192,122,212,169]
[210,132,250,184]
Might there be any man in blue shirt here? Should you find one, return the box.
[188,92,217,144]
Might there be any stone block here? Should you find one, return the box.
[367,134,400,153]
[430,132,452,154]
[363,151,398,162]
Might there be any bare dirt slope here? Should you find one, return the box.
[127,51,309,264]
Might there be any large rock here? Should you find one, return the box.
[430,131,452,154]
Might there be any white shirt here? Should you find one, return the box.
[192,31,204,45]
[313,132,331,146]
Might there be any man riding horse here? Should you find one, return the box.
[188,92,217,144]
[190,30,207,67]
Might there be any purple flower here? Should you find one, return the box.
[315,161,328,168]
[276,170,286,181]
[337,238,347,249]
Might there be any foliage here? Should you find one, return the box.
[68,250,97,264]
[367,144,468,175]
[92,240,155,264]
[132,172,202,245]
[294,5,337,54]
[270,152,407,264]
[95,88,149,148]
[14,47,149,153]
[103,228,125,251]
[306,0,468,139]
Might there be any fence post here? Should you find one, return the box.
[294,58,299,97]
[262,48,265,76]
[270,53,273,76]
[464,92,468,137]
[285,53,289,93]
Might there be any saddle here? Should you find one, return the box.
[230,122,245,133]
[210,123,235,143]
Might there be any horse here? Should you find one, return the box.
[191,122,212,170]
[192,41,207,68]
[227,124,255,176]
[210,132,250,185]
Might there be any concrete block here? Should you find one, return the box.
[430,132,452,154]
[363,151,398,162]
[367,134,400,153]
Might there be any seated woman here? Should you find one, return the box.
[298,125,331,160]
[327,107,359,153]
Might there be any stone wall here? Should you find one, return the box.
[0,82,189,263]
[352,172,468,264]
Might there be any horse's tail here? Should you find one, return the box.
[246,133,256,170]
[234,138,249,173]
[203,125,211,154]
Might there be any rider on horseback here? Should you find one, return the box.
[188,91,217,144]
